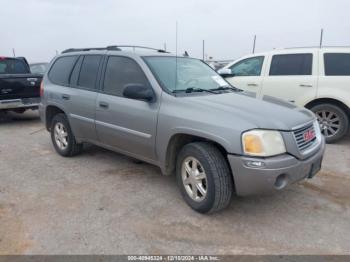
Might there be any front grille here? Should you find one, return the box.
[293,123,317,152]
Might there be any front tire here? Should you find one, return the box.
[311,103,349,143]
[50,113,83,157]
[176,142,233,213]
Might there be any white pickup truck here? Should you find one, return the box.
[219,47,350,143]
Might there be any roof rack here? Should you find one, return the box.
[108,45,169,53]
[62,45,169,54]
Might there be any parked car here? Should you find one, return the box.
[0,56,42,113]
[30,62,49,75]
[39,46,325,213]
[218,47,350,143]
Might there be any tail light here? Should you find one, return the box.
[40,81,44,97]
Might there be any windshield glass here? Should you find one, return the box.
[143,56,230,93]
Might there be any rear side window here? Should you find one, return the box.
[49,56,77,85]
[0,59,29,74]
[77,55,102,89]
[324,53,350,76]
[103,56,150,97]
[269,54,312,76]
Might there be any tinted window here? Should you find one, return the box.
[77,55,102,89]
[0,59,29,74]
[269,54,312,76]
[324,53,350,76]
[229,56,264,76]
[103,56,150,96]
[49,56,77,85]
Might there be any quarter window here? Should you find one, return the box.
[324,53,350,76]
[269,54,312,76]
[77,55,102,90]
[49,56,78,85]
[229,56,264,76]
[103,56,150,97]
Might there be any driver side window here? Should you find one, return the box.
[229,56,264,76]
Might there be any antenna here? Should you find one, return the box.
[175,21,178,92]
[202,40,205,60]
[319,28,324,48]
[252,35,256,54]
[12,48,16,57]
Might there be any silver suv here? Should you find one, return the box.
[39,46,325,213]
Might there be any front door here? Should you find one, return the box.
[224,56,265,95]
[95,56,158,161]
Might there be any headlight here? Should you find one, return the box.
[242,130,286,157]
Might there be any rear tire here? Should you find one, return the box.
[310,103,349,143]
[176,142,233,214]
[50,113,83,157]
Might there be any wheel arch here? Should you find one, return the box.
[305,98,350,117]
[163,133,230,177]
[45,104,67,131]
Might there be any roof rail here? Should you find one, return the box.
[283,46,350,49]
[61,46,121,54]
[62,45,169,54]
[107,45,169,53]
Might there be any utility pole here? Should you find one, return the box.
[175,21,178,57]
[252,35,256,54]
[12,48,16,57]
[202,40,205,61]
[319,28,324,48]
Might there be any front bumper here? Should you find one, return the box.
[228,136,325,196]
[0,97,40,110]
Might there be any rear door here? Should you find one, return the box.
[0,58,41,100]
[95,55,158,161]
[224,56,265,94]
[260,51,318,105]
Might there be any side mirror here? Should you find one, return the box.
[123,83,155,102]
[217,68,234,78]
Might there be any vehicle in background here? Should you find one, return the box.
[206,59,230,71]
[39,45,325,213]
[30,62,49,75]
[0,56,42,113]
[218,47,350,143]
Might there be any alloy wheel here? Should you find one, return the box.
[181,156,208,202]
[54,122,68,150]
[315,110,341,138]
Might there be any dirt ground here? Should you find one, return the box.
[0,110,349,255]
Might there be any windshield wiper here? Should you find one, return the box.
[172,87,218,94]
[209,86,243,92]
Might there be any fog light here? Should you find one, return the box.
[244,160,266,168]
[274,174,288,190]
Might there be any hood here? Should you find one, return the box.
[186,91,315,131]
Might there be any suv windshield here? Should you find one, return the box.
[143,56,231,93]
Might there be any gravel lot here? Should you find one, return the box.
[0,110,349,255]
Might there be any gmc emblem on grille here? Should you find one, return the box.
[303,129,316,142]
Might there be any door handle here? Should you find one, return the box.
[247,83,258,87]
[299,84,313,87]
[61,94,70,100]
[99,101,109,109]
